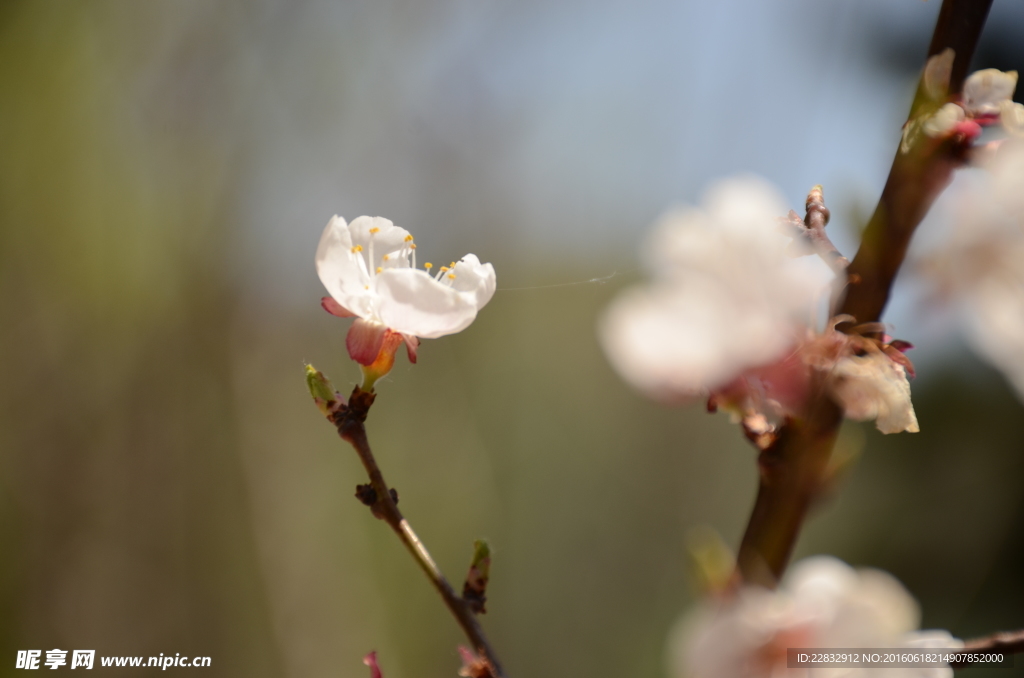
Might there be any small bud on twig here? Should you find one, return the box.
[305,364,339,417]
[458,646,496,678]
[462,539,491,614]
[686,526,737,595]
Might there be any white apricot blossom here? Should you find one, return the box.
[920,68,1021,140]
[962,68,1018,116]
[316,215,495,384]
[669,556,962,678]
[599,176,919,438]
[599,177,829,399]
[924,143,1024,400]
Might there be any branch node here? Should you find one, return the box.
[355,484,399,519]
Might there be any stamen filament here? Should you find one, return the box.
[368,227,380,278]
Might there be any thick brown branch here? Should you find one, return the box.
[951,629,1024,669]
[329,387,507,678]
[735,383,843,587]
[839,0,993,327]
[927,0,994,94]
[735,0,992,587]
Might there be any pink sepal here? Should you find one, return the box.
[952,119,983,141]
[883,344,917,379]
[322,296,356,317]
[403,334,419,364]
[347,319,388,366]
[457,646,491,678]
[889,339,914,353]
[363,651,382,678]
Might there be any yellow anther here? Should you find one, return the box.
[382,255,389,261]
[376,267,382,274]
[447,273,457,280]
[410,243,417,249]
[424,262,433,270]
[440,266,449,272]
[450,261,456,268]
[369,227,380,234]
[351,245,363,253]
[404,234,414,242]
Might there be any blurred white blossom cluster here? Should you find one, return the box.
[923,141,1024,398]
[902,54,1023,152]
[922,66,1024,142]
[669,557,961,678]
[599,177,919,442]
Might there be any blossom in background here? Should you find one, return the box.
[599,177,827,399]
[919,67,1023,142]
[669,556,961,678]
[923,142,1024,400]
[899,50,1023,153]
[598,177,919,440]
[316,215,496,387]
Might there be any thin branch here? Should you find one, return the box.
[735,0,993,587]
[951,629,1024,669]
[781,186,849,275]
[328,386,506,678]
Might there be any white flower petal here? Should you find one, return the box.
[599,282,799,398]
[348,216,413,260]
[315,215,377,318]
[448,254,497,310]
[924,144,1024,404]
[963,68,1018,116]
[923,103,966,137]
[704,175,788,236]
[1000,100,1024,137]
[966,276,1024,400]
[600,285,734,397]
[923,48,955,102]
[830,352,919,434]
[380,247,413,270]
[375,268,480,339]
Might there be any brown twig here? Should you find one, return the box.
[782,186,849,274]
[325,385,507,678]
[735,0,993,587]
[950,629,1024,669]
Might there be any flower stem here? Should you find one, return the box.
[735,0,993,587]
[331,387,507,678]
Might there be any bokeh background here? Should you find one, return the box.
[2,1,1024,676]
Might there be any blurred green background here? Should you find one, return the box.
[2,1,1023,677]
